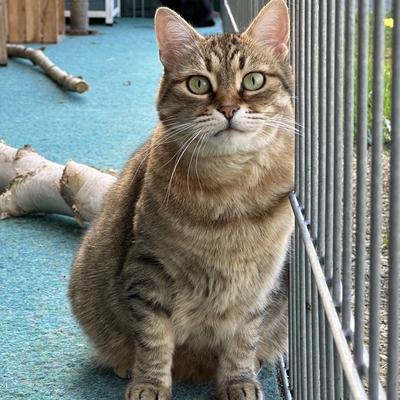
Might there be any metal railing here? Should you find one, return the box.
[221,1,399,399]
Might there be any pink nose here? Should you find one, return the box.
[219,105,239,120]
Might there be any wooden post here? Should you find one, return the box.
[67,0,98,36]
[25,0,42,43]
[6,0,65,44]
[0,0,7,65]
[7,0,24,43]
[70,0,89,32]
[42,0,57,42]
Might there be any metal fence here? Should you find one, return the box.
[221,1,399,399]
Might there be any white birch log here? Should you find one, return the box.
[6,45,90,93]
[0,143,117,225]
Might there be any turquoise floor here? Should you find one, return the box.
[0,18,280,399]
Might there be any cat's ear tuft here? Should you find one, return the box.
[243,0,290,58]
[155,7,204,68]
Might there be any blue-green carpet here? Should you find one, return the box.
[0,18,280,399]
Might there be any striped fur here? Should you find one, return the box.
[69,1,294,399]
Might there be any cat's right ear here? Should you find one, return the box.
[243,0,290,58]
[155,7,204,68]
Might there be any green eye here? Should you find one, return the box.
[242,72,265,91]
[188,76,211,95]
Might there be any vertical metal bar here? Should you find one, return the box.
[325,324,335,400]
[325,0,335,293]
[387,1,400,398]
[304,1,313,398]
[369,0,385,397]
[333,1,345,398]
[299,241,307,400]
[342,0,355,345]
[325,0,336,397]
[342,1,356,398]
[311,278,320,399]
[289,0,296,73]
[309,0,318,240]
[304,2,311,217]
[290,232,297,394]
[297,0,305,204]
[295,2,301,396]
[295,227,300,399]
[288,0,297,395]
[318,1,327,398]
[292,1,300,395]
[318,297,327,400]
[333,0,344,316]
[310,0,320,398]
[354,0,369,378]
[317,0,327,264]
[298,1,307,397]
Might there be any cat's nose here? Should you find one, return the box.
[219,105,239,120]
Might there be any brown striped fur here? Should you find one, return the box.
[69,1,294,399]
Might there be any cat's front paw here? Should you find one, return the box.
[217,381,263,400]
[124,383,171,400]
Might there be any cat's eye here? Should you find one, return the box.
[242,72,265,91]
[187,76,211,95]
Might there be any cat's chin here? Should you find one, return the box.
[204,128,274,156]
[213,128,244,138]
[206,128,265,155]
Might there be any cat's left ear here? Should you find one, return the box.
[155,7,204,68]
[243,0,290,58]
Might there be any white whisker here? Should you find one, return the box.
[156,132,193,172]
[161,128,200,207]
[194,133,207,193]
[260,113,303,136]
[128,121,196,187]
[187,128,205,196]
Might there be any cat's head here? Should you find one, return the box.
[154,0,293,156]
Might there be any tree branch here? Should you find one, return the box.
[0,143,116,225]
[7,45,90,93]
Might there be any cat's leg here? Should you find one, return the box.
[124,309,174,400]
[122,260,174,400]
[216,317,264,400]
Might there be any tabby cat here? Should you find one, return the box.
[69,1,294,399]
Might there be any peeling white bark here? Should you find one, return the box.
[0,143,117,225]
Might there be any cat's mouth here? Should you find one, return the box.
[213,128,243,138]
